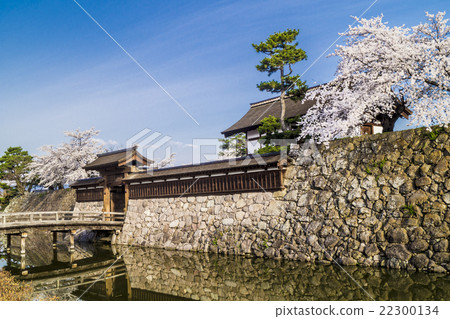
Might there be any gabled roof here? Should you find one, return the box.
[70,177,104,188]
[83,147,153,170]
[221,95,316,137]
[124,152,282,182]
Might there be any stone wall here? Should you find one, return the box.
[282,126,449,273]
[120,126,449,273]
[120,192,278,252]
[73,201,103,212]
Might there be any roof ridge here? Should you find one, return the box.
[97,146,136,157]
[249,84,323,108]
[250,96,280,107]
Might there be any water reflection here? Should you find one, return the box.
[0,238,449,301]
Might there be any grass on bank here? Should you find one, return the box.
[0,270,33,301]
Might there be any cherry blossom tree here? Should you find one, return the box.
[301,12,450,143]
[27,129,104,189]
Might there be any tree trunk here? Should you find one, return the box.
[376,100,408,132]
[280,91,287,131]
[280,68,286,131]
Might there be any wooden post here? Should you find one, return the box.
[20,253,27,275]
[124,184,129,213]
[52,232,58,249]
[20,233,27,275]
[6,234,11,253]
[69,250,77,268]
[103,181,111,221]
[69,230,76,251]
[126,274,132,301]
[52,247,58,264]
[105,268,113,298]
[20,232,27,255]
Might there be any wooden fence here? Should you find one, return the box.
[129,170,282,199]
[76,189,104,202]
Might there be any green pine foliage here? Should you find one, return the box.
[218,133,247,158]
[253,29,308,130]
[0,147,35,210]
[256,115,303,154]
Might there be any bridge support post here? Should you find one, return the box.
[52,231,58,249]
[20,232,27,255]
[69,230,76,251]
[69,250,77,268]
[20,253,28,276]
[52,247,58,264]
[20,232,28,276]
[111,230,120,245]
[6,234,11,253]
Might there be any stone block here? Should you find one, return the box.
[423,213,441,227]
[364,243,379,257]
[366,187,380,201]
[258,222,267,230]
[409,239,428,252]
[241,218,252,227]
[415,176,432,187]
[386,244,412,261]
[410,254,429,268]
[324,235,340,248]
[433,239,448,252]
[387,228,409,244]
[386,195,405,211]
[408,190,429,205]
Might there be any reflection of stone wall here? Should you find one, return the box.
[120,126,449,273]
[122,247,449,301]
[73,201,103,212]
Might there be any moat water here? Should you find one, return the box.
[0,234,449,301]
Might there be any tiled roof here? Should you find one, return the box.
[221,96,316,137]
[124,153,281,181]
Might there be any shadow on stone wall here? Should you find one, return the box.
[4,189,76,213]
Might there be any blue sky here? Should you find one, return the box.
[0,0,447,164]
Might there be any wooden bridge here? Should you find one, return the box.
[0,211,125,267]
[0,211,125,233]
[4,246,130,300]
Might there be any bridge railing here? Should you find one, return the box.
[0,211,125,225]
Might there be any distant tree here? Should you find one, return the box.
[253,29,308,131]
[302,12,450,143]
[0,183,18,211]
[150,152,176,169]
[0,147,33,195]
[27,129,105,189]
[218,133,247,158]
